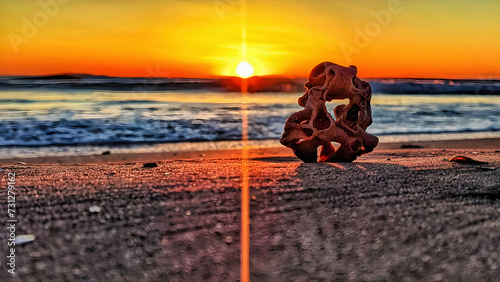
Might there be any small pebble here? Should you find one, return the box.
[401,144,423,149]
[89,206,101,213]
[143,162,158,168]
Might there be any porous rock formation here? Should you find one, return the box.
[280,62,378,162]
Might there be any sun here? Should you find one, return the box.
[236,61,254,78]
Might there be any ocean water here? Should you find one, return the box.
[0,89,499,158]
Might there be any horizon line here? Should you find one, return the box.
[1,73,500,81]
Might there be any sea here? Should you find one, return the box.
[0,76,499,158]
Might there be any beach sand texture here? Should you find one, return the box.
[0,146,499,281]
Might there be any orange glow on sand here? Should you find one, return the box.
[240,90,250,282]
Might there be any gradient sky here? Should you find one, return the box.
[1,0,499,78]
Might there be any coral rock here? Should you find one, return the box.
[280,62,378,162]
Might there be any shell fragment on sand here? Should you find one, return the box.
[15,234,35,245]
[448,156,487,164]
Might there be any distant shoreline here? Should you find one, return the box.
[1,74,500,94]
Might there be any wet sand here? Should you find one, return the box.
[1,138,498,165]
[0,141,499,281]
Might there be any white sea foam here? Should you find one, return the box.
[0,89,498,158]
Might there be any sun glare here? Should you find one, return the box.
[236,61,254,78]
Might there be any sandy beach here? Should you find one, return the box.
[2,0,499,280]
[0,139,499,281]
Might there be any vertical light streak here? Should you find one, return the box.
[240,80,249,282]
[240,0,250,281]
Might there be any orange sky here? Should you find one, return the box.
[1,0,499,78]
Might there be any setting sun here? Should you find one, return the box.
[236,62,254,78]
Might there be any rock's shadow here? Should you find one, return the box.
[248,158,500,280]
